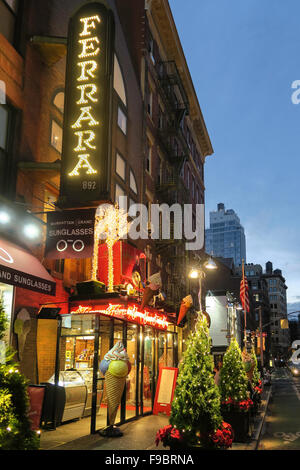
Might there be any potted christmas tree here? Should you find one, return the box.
[155,314,234,450]
[0,295,40,450]
[219,339,253,443]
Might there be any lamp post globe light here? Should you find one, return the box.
[188,256,217,313]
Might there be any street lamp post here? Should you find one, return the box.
[189,256,217,313]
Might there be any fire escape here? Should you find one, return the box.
[154,61,192,309]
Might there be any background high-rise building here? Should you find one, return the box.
[205,203,246,267]
[262,262,290,357]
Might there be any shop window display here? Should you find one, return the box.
[126,324,138,419]
[143,327,155,412]
[0,283,13,344]
[37,312,179,431]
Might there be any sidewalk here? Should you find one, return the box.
[40,387,272,451]
[231,386,272,450]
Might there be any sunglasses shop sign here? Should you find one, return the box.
[45,209,96,260]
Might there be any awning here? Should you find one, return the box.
[0,237,56,296]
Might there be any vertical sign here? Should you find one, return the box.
[59,2,115,207]
[153,367,179,416]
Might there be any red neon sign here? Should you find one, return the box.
[70,303,169,330]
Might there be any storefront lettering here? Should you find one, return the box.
[71,303,169,330]
[69,14,101,177]
[0,270,12,281]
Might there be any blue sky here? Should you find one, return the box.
[169,0,300,311]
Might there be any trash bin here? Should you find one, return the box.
[41,382,66,427]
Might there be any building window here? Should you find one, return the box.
[0,282,14,343]
[130,170,138,194]
[146,141,152,175]
[117,107,127,135]
[116,152,126,181]
[0,104,13,194]
[0,104,8,151]
[53,91,65,114]
[115,183,125,205]
[0,0,19,45]
[114,55,127,107]
[50,119,63,154]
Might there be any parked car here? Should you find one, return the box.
[287,360,300,377]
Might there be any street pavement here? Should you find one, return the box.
[258,368,300,450]
[39,388,271,451]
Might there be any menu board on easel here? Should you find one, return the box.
[153,367,178,416]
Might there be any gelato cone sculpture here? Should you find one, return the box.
[141,272,162,310]
[14,309,31,361]
[101,341,131,434]
[177,295,193,325]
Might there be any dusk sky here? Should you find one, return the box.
[170,0,300,312]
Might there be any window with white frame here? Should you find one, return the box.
[116,152,126,181]
[130,170,138,194]
[114,55,127,107]
[53,91,65,114]
[117,106,127,135]
[115,183,125,205]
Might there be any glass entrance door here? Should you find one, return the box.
[126,323,138,419]
[142,326,155,414]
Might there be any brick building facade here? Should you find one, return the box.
[0,0,214,428]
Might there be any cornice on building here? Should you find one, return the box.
[149,0,213,159]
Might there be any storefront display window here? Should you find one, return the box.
[0,282,13,343]
[157,330,176,369]
[126,323,138,420]
[38,312,179,432]
[143,326,155,413]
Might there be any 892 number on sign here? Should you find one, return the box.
[82,181,97,191]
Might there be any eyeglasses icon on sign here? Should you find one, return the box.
[56,239,85,253]
[0,247,14,264]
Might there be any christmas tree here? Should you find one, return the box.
[0,295,40,450]
[219,338,252,411]
[169,314,226,447]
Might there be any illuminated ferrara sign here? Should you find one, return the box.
[71,303,169,331]
[59,2,115,207]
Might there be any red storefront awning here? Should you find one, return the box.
[0,237,56,296]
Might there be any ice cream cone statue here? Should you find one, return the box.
[177,295,193,325]
[141,272,162,310]
[99,341,131,437]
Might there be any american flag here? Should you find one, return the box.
[240,276,250,312]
